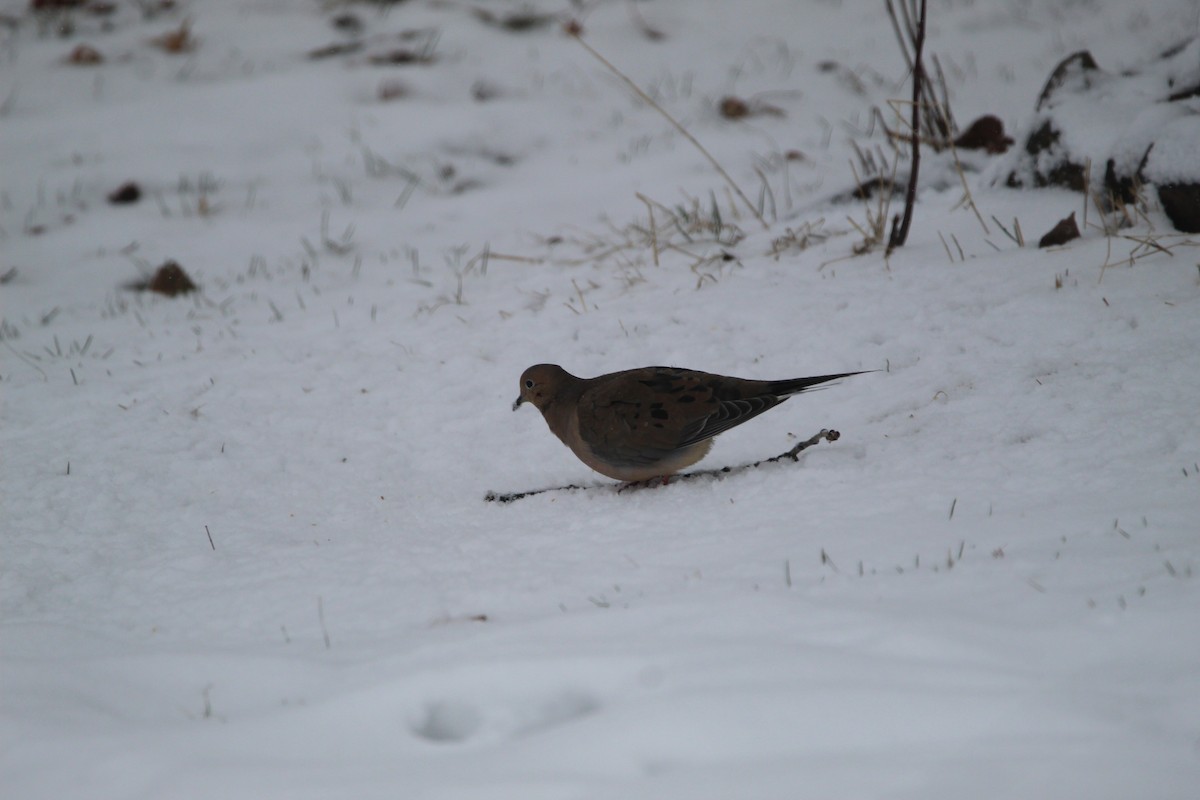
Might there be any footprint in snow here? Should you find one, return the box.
[410,690,599,744]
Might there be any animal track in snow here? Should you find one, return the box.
[409,689,599,744]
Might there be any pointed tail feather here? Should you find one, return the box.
[769,370,874,397]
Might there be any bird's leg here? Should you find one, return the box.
[617,476,669,493]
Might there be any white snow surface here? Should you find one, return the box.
[3,1,1200,798]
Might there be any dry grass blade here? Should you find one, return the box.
[768,219,832,259]
[846,150,897,255]
[636,193,662,267]
[947,137,989,234]
[570,31,769,230]
[991,215,1024,246]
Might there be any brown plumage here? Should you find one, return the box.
[513,364,866,482]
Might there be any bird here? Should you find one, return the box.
[513,364,867,482]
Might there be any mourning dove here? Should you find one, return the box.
[513,364,866,482]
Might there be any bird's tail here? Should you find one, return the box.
[769,370,873,397]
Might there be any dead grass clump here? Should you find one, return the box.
[545,191,746,290]
[769,220,831,259]
[845,144,899,255]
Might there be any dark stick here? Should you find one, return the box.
[887,0,925,254]
[485,429,841,503]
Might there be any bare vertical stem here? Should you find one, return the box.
[887,0,926,253]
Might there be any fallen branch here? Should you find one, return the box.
[485,429,841,503]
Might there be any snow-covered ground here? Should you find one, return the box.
[3,1,1199,797]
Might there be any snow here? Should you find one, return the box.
[3,0,1200,797]
[1015,27,1200,188]
[1145,113,1200,183]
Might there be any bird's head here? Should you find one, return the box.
[513,363,570,412]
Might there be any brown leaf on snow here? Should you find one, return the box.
[151,20,196,54]
[66,44,104,65]
[107,182,142,205]
[954,115,1014,154]
[128,260,198,297]
[718,95,785,120]
[1038,212,1081,248]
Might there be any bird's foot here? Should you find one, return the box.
[617,476,669,493]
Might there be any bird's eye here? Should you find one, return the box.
[524,379,535,389]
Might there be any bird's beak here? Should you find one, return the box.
[512,396,524,411]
